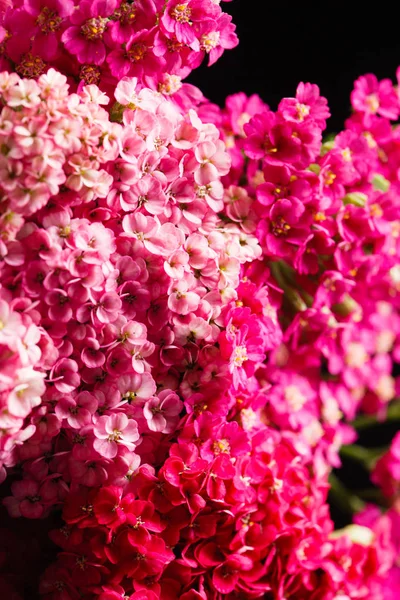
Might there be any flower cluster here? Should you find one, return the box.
[37,429,390,599]
[0,68,276,516]
[0,0,237,94]
[210,76,400,450]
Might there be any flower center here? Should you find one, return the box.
[158,75,182,95]
[271,217,290,237]
[127,43,147,63]
[36,7,62,33]
[112,2,137,24]
[122,391,137,403]
[296,103,310,120]
[16,53,47,78]
[369,203,383,218]
[27,495,41,503]
[366,93,379,113]
[107,429,122,442]
[324,170,336,186]
[213,438,231,454]
[200,32,220,52]
[262,134,277,154]
[167,38,184,53]
[171,3,192,23]
[79,64,102,85]
[81,17,108,41]
[232,345,248,367]
[284,385,307,411]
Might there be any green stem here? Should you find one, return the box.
[356,488,387,506]
[339,444,387,470]
[269,261,308,312]
[352,401,400,430]
[328,473,365,515]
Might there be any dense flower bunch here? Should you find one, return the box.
[212,75,400,436]
[1,1,400,598]
[0,67,273,499]
[0,0,237,94]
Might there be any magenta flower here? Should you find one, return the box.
[24,0,75,60]
[81,338,105,368]
[351,73,399,122]
[107,0,157,44]
[107,28,165,79]
[197,12,238,66]
[257,197,310,259]
[62,0,117,66]
[161,0,219,50]
[278,82,330,128]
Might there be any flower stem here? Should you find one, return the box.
[328,473,365,515]
[352,401,400,430]
[339,444,387,470]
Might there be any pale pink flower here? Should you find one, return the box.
[8,367,45,419]
[93,413,140,459]
[193,140,230,185]
[118,373,157,404]
[0,300,25,348]
[143,389,183,433]
[164,249,190,279]
[7,79,41,108]
[168,279,201,315]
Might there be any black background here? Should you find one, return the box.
[188,0,400,134]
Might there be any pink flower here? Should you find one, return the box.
[55,391,97,429]
[93,413,140,458]
[168,279,200,315]
[130,340,155,374]
[145,222,184,257]
[95,292,122,324]
[0,300,25,348]
[107,28,165,79]
[351,74,399,122]
[118,373,156,404]
[143,389,183,433]
[278,82,330,128]
[3,479,46,519]
[193,140,231,185]
[198,12,238,66]
[62,0,117,66]
[128,176,167,215]
[7,367,45,418]
[24,0,75,60]
[44,289,73,323]
[161,0,219,50]
[51,358,80,393]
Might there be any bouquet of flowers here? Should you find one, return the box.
[0,1,399,598]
